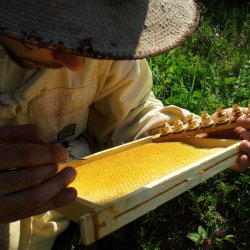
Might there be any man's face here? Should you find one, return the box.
[0,35,85,71]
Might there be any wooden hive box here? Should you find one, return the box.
[56,135,240,245]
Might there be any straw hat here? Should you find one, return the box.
[0,0,199,59]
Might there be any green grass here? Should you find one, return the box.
[150,0,250,113]
[53,0,250,249]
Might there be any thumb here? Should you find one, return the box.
[0,124,49,144]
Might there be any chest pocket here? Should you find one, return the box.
[29,82,97,117]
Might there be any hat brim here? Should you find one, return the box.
[0,0,199,59]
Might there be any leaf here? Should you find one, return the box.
[223,77,236,84]
[192,91,201,98]
[167,66,175,73]
[187,233,201,243]
[197,196,205,202]
[198,226,208,240]
[224,234,236,243]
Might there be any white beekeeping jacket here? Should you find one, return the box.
[0,45,194,250]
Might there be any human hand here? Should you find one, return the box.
[233,116,250,171]
[196,111,250,172]
[0,124,77,223]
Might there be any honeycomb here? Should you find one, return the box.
[70,142,223,205]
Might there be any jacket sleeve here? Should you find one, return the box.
[87,59,195,148]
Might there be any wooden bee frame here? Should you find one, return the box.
[56,105,250,245]
[56,134,241,245]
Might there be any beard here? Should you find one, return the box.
[2,44,63,70]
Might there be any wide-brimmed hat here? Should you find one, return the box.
[0,0,199,59]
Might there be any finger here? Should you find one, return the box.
[0,124,48,144]
[231,140,250,172]
[0,144,69,170]
[237,117,250,130]
[1,167,77,213]
[234,126,246,138]
[0,187,77,223]
[239,130,250,141]
[0,165,58,195]
[239,140,250,156]
[231,154,249,172]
